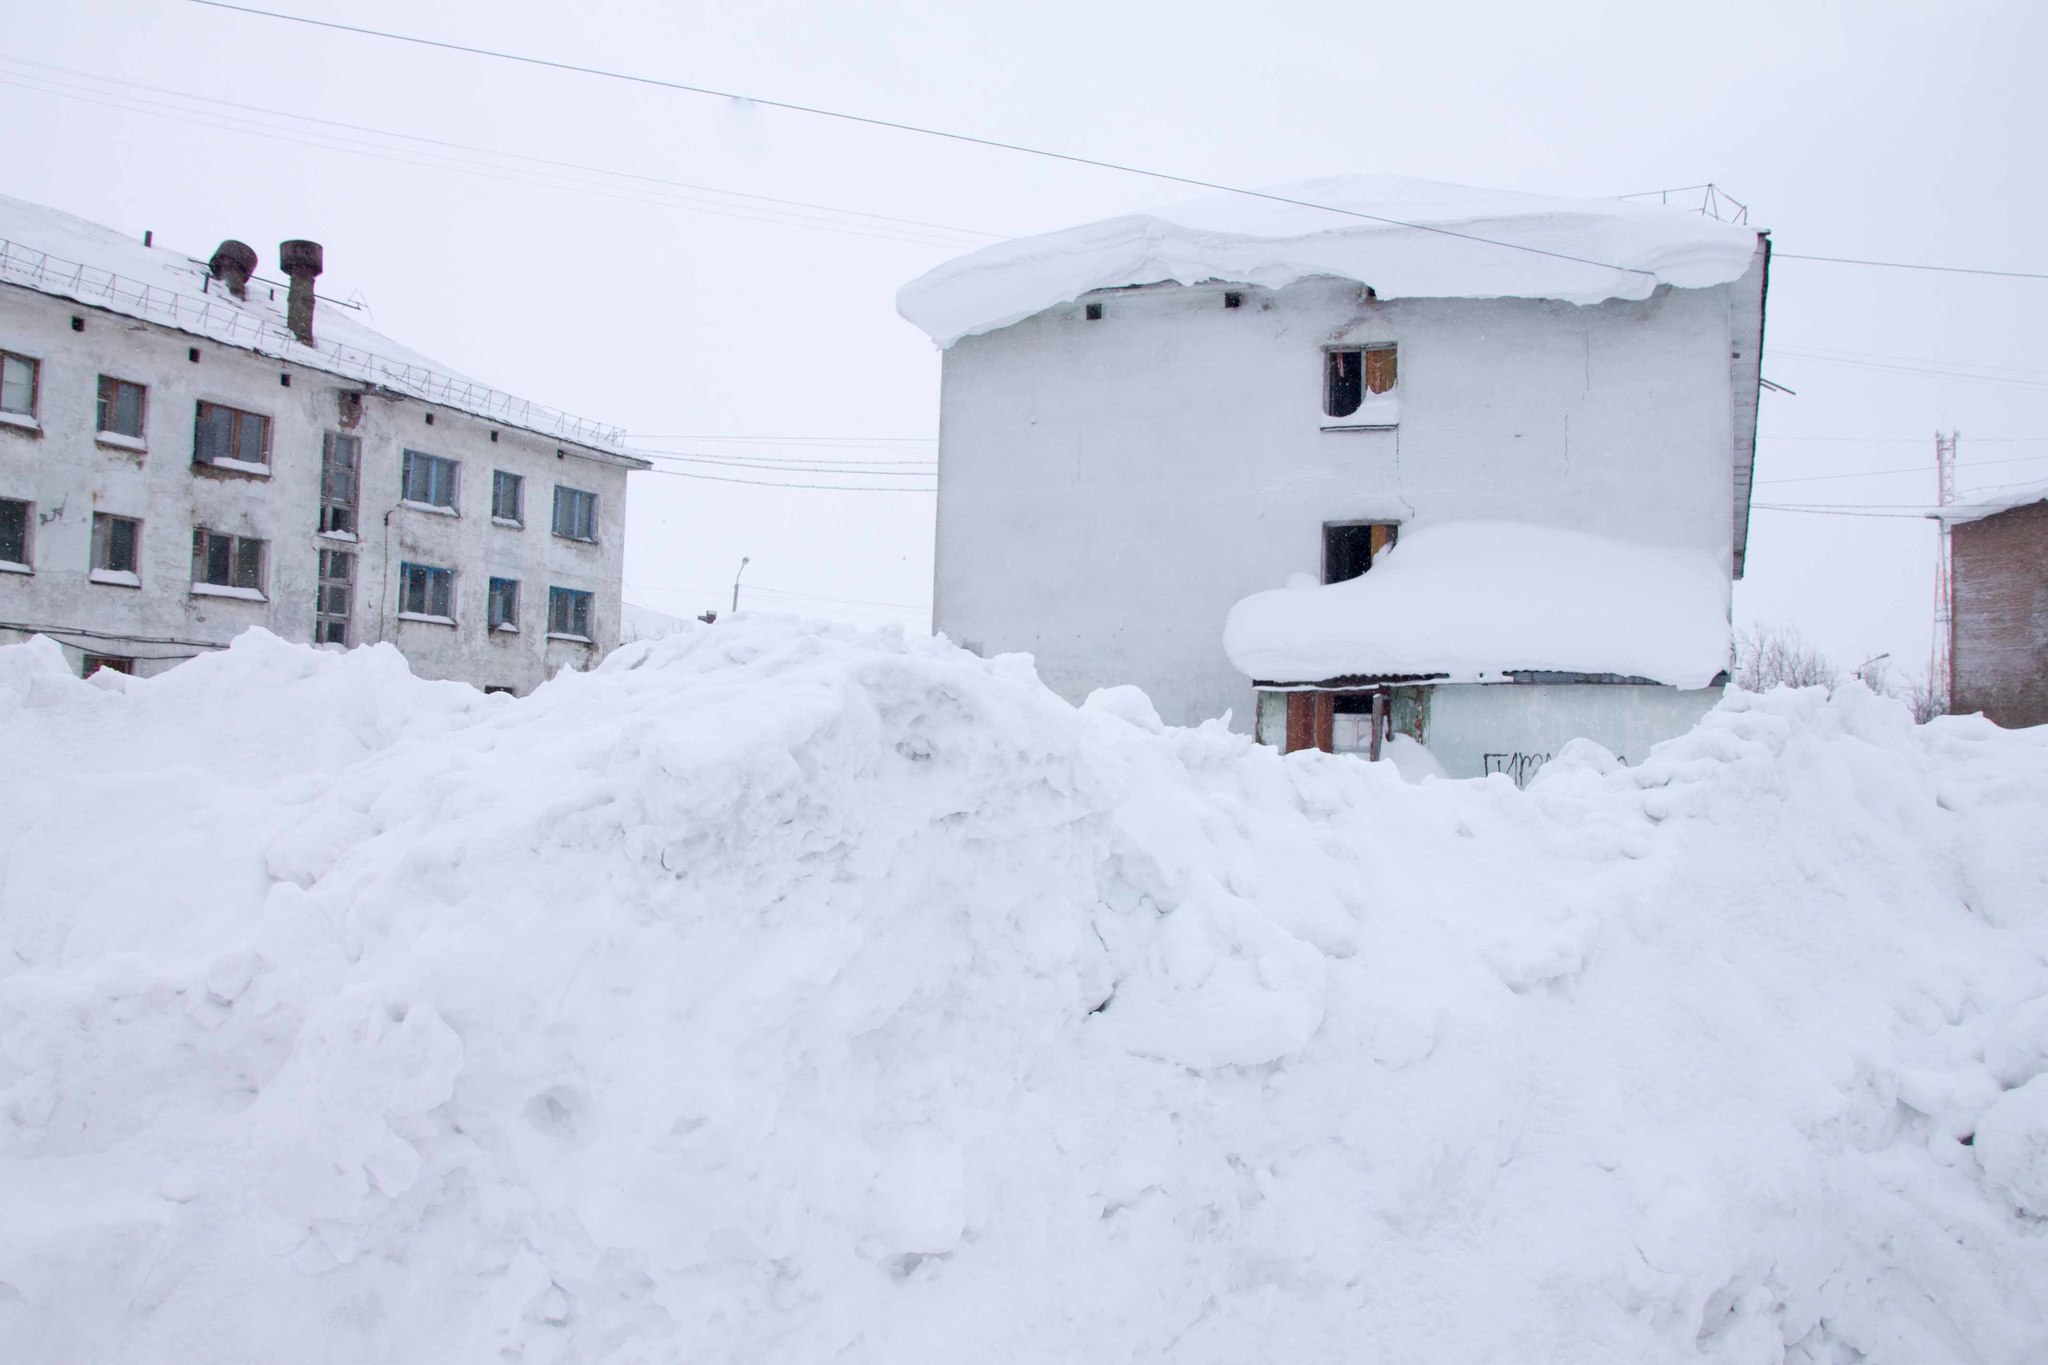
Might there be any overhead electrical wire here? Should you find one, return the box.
[639,465,934,492]
[639,451,933,477]
[1773,252,2048,282]
[1756,453,2048,485]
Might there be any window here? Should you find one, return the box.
[401,450,459,510]
[1322,522,1398,585]
[91,513,141,581]
[1323,344,1397,419]
[191,528,266,594]
[320,433,361,535]
[81,654,133,677]
[316,549,354,645]
[399,562,454,620]
[492,470,524,525]
[552,485,597,542]
[0,498,28,567]
[96,376,147,440]
[0,352,38,417]
[193,401,270,468]
[548,586,593,639]
[488,576,520,631]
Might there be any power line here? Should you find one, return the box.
[1756,453,2048,485]
[640,465,934,492]
[624,434,936,444]
[1771,348,2048,390]
[1759,434,2048,443]
[1751,505,1934,518]
[1774,252,2048,282]
[0,65,995,251]
[188,0,1669,281]
[639,451,933,477]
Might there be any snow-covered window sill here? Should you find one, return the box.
[397,611,456,627]
[491,516,524,530]
[96,431,147,454]
[546,632,593,645]
[402,500,460,518]
[191,582,266,601]
[196,457,270,477]
[316,529,359,544]
[0,559,30,575]
[492,622,520,634]
[89,569,141,587]
[1321,396,1400,432]
[0,411,42,434]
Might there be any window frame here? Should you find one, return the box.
[401,449,461,513]
[491,470,525,526]
[487,576,521,632]
[0,351,40,421]
[90,512,142,584]
[1321,343,1398,425]
[319,432,362,537]
[547,585,594,641]
[192,400,272,472]
[190,527,268,597]
[1321,520,1399,585]
[551,484,599,543]
[397,561,456,622]
[81,654,134,677]
[316,547,355,645]
[95,375,148,444]
[0,497,31,569]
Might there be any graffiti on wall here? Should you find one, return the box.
[1482,751,1551,787]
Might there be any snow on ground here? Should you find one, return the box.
[897,174,1763,347]
[1224,520,1733,686]
[2,620,2045,1363]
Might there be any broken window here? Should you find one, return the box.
[0,497,29,566]
[492,470,524,525]
[316,549,354,644]
[191,528,266,593]
[193,401,270,468]
[1,352,38,417]
[96,376,146,439]
[399,562,454,619]
[1322,521,1399,584]
[547,586,592,639]
[488,576,520,631]
[320,432,360,535]
[91,513,140,577]
[1323,344,1397,418]
[401,450,459,510]
[552,485,597,542]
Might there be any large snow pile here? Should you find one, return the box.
[3,621,2046,1363]
[898,174,1763,346]
[1224,520,1733,686]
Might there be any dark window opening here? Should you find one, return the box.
[1223,291,1243,309]
[399,562,454,619]
[191,528,266,592]
[193,401,270,468]
[316,548,354,645]
[1084,301,1102,321]
[1323,345,1397,418]
[0,498,29,565]
[548,586,593,639]
[97,376,147,439]
[320,432,360,535]
[488,576,520,630]
[81,654,133,676]
[1323,522,1399,585]
[92,513,140,575]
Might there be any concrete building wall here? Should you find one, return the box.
[0,281,633,691]
[1950,500,2048,729]
[932,265,1753,730]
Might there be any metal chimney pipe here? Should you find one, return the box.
[278,239,324,346]
[208,241,257,301]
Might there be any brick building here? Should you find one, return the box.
[1939,482,2048,729]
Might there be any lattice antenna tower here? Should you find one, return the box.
[1930,430,1958,707]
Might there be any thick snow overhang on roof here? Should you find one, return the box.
[1222,521,1732,691]
[0,194,648,469]
[1930,479,2048,525]
[897,174,1766,348]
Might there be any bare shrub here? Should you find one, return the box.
[1732,625,1838,693]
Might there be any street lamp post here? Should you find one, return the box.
[732,556,750,615]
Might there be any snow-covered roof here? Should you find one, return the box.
[1222,521,1731,689]
[1931,478,2048,525]
[0,194,646,466]
[898,175,1765,347]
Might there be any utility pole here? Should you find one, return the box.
[1930,431,1957,711]
[732,556,750,614]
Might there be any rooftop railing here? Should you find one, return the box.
[0,236,628,450]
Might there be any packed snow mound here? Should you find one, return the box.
[3,623,2047,1363]
[898,174,1764,346]
[1224,520,1733,686]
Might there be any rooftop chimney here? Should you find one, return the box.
[208,240,257,300]
[279,239,324,346]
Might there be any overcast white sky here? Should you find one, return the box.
[3,0,2042,685]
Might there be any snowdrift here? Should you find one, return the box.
[2,622,2045,1363]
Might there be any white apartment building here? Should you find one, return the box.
[0,194,648,693]
[898,177,1770,780]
